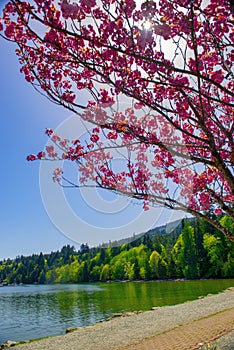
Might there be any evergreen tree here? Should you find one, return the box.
[173,225,199,279]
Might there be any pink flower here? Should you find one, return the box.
[46,145,58,158]
[107,131,118,140]
[214,208,222,216]
[53,167,63,183]
[54,167,63,176]
[59,139,69,148]
[134,101,144,110]
[51,134,61,142]
[80,0,96,8]
[37,151,46,159]
[44,29,58,43]
[210,70,224,84]
[60,1,80,19]
[5,24,15,39]
[143,201,149,211]
[27,154,37,161]
[90,134,99,142]
[45,128,54,136]
[92,127,100,133]
[62,91,76,103]
[154,24,171,38]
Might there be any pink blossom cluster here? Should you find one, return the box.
[1,0,233,234]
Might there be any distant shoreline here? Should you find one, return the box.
[2,276,232,287]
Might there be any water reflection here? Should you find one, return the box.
[0,279,233,343]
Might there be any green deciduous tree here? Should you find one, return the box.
[100,264,110,281]
[203,233,224,277]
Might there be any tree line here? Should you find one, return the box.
[1,217,234,284]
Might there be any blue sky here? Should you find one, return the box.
[0,2,78,260]
[0,1,186,260]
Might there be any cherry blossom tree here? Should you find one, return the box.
[1,0,233,239]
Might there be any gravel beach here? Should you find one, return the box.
[9,288,234,350]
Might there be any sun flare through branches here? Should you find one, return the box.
[1,0,234,239]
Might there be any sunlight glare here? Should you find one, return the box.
[143,20,152,30]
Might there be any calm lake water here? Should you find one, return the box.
[0,279,234,343]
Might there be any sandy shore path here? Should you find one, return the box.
[11,288,234,350]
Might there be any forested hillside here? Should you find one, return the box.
[1,217,234,284]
